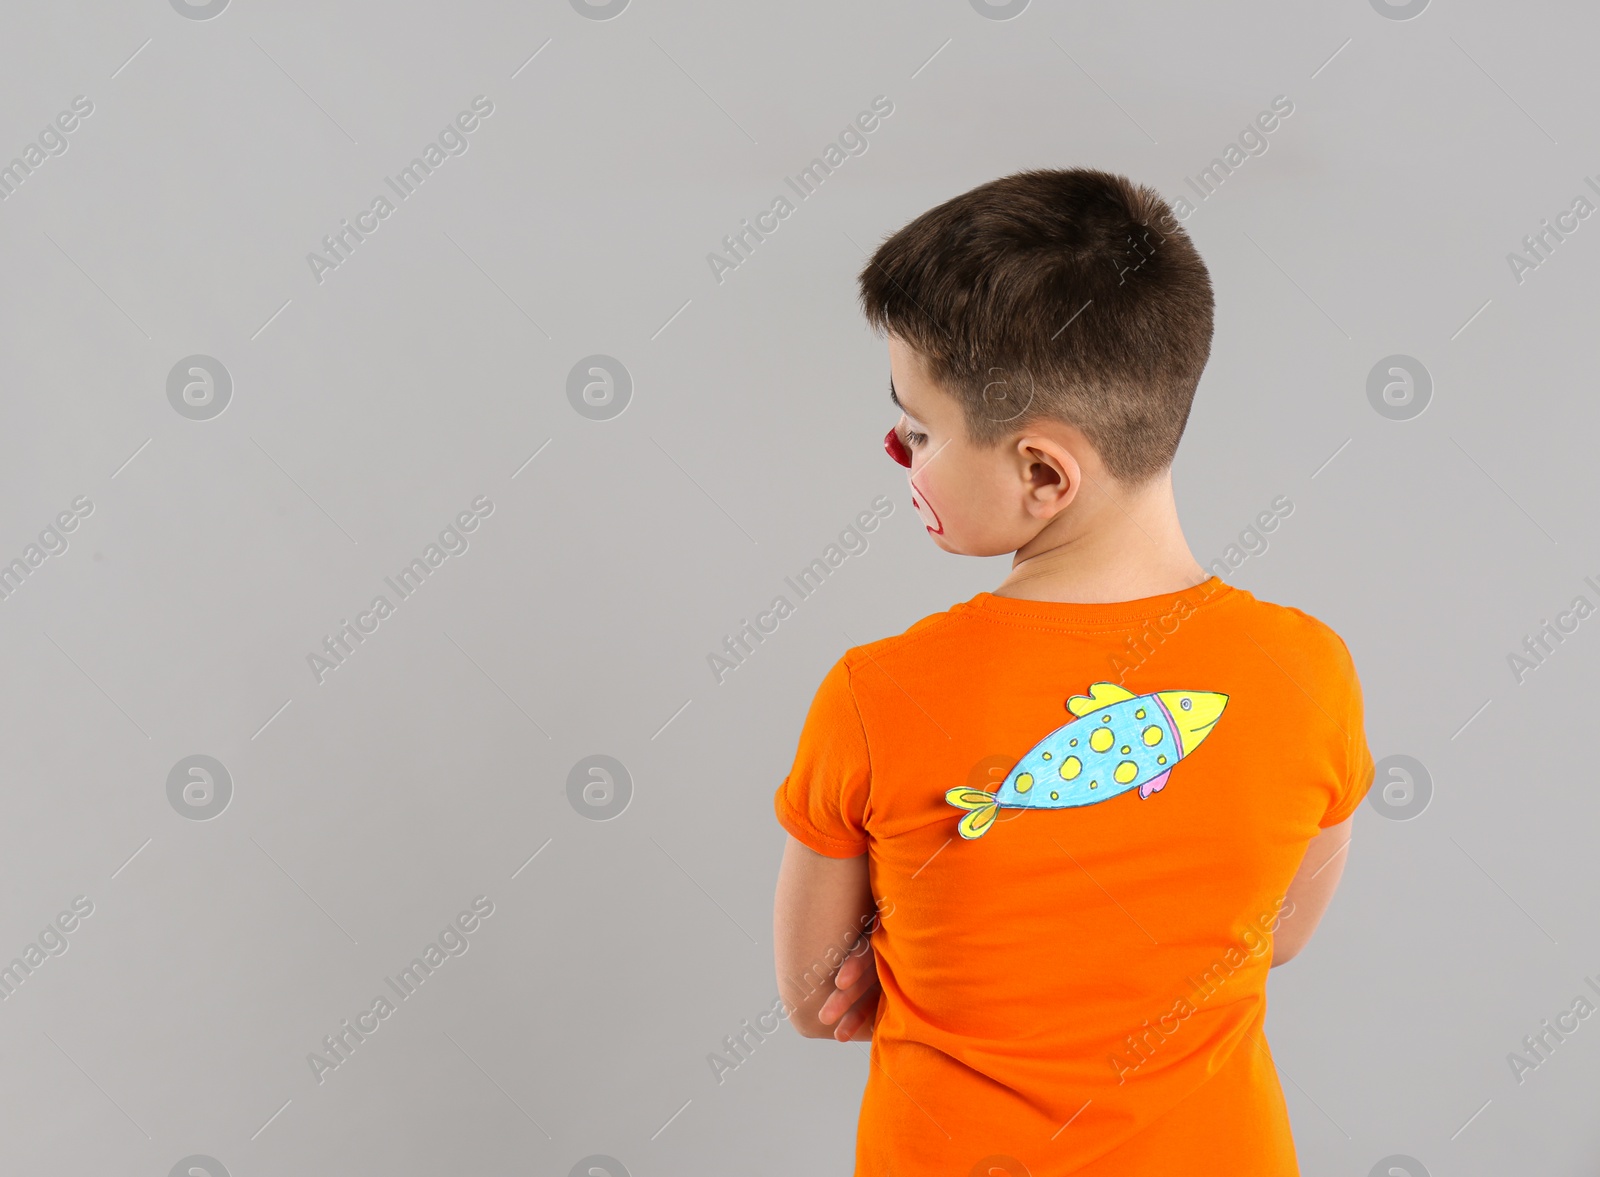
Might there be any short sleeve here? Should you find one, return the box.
[1320,635,1375,828]
[773,656,871,857]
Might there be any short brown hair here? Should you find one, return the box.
[858,168,1213,486]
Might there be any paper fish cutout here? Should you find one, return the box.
[945,682,1228,839]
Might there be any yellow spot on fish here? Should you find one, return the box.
[1157,755,1168,764]
[1089,780,1098,789]
[1016,772,1033,793]
[1120,745,1131,755]
[1042,751,1052,760]
[1050,790,1059,799]
[1114,760,1138,784]
[1101,714,1112,723]
[1060,756,1081,780]
[1135,708,1146,719]
[1089,727,1114,753]
[1069,738,1078,747]
[1143,725,1163,746]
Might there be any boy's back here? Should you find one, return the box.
[775,576,1373,1174]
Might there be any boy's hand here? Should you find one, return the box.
[817,935,881,1042]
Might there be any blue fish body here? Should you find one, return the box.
[998,694,1178,810]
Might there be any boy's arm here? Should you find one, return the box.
[1272,814,1353,966]
[773,835,881,1039]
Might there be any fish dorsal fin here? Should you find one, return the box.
[1065,681,1136,717]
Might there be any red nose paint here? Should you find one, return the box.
[883,427,911,467]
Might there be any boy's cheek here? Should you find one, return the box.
[918,500,998,557]
[909,474,992,554]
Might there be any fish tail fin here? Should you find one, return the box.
[945,787,1000,839]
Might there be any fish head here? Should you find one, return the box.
[1155,690,1228,755]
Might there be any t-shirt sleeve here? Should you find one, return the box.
[773,656,871,857]
[1320,634,1376,828]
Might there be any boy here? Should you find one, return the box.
[771,168,1373,1175]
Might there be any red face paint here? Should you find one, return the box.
[883,427,911,467]
[910,472,945,535]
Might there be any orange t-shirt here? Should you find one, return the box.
[773,577,1374,1176]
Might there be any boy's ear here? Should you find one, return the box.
[1013,433,1082,519]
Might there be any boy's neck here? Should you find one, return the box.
[992,469,1211,605]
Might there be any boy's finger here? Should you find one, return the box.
[833,954,858,990]
[832,990,881,1041]
[834,1003,869,1041]
[819,970,881,1024]
[817,986,848,1024]
[838,940,878,985]
[832,968,881,1010]
[818,976,871,1023]
[836,946,872,988]
[844,1009,874,1041]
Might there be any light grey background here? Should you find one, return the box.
[0,1,1594,1174]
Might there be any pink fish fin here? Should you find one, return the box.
[1137,770,1172,800]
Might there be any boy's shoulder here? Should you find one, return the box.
[1229,586,1359,662]
[835,599,971,675]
